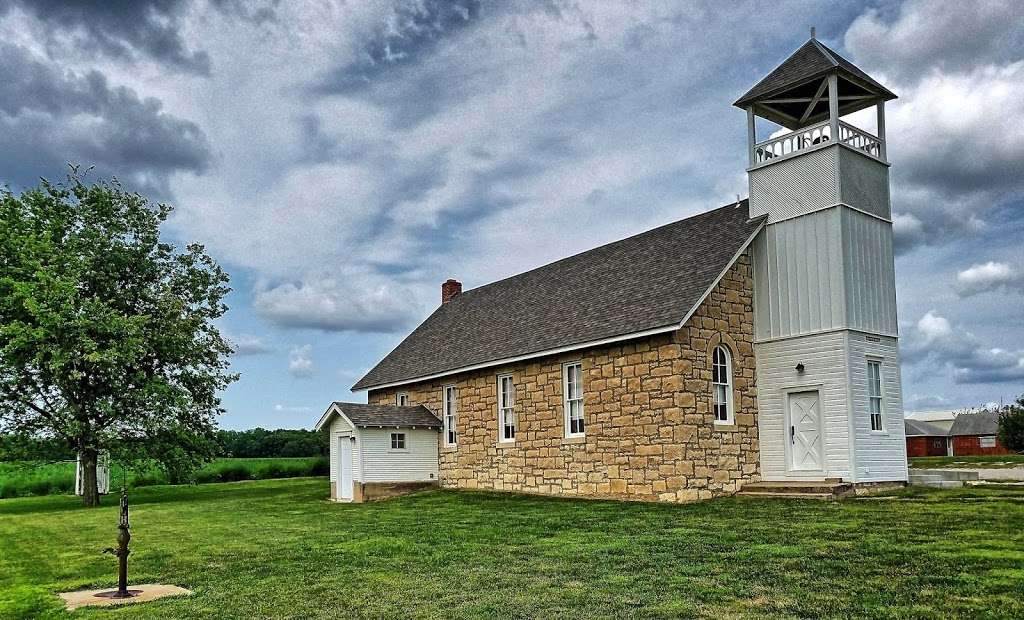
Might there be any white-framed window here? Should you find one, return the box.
[867,360,884,432]
[443,385,457,446]
[396,392,409,406]
[711,345,734,424]
[563,362,584,437]
[979,436,996,448]
[497,374,515,442]
[390,432,406,450]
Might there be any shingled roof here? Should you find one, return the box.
[950,410,1000,436]
[733,38,896,129]
[904,419,949,437]
[315,402,442,430]
[353,201,766,391]
[734,38,895,107]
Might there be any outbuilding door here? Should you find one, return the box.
[787,390,824,472]
[338,436,353,501]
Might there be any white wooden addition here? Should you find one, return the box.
[737,36,908,484]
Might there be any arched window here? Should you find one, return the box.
[711,346,734,424]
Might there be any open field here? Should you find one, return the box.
[909,455,1024,469]
[1,479,1023,619]
[0,457,328,499]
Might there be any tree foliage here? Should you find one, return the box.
[0,173,236,505]
[997,395,1024,453]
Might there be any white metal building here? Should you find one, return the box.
[314,402,440,502]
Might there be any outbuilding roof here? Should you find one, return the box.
[353,200,766,391]
[315,402,441,431]
[904,419,949,437]
[950,410,1000,436]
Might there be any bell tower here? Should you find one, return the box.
[735,35,908,484]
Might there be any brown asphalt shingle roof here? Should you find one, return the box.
[353,200,766,391]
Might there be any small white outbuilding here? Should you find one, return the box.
[314,401,440,502]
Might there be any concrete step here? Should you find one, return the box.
[738,480,854,499]
[908,472,966,488]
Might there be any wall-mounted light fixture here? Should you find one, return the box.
[795,363,805,373]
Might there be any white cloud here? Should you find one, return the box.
[916,311,952,343]
[255,276,424,333]
[273,404,314,414]
[287,344,316,378]
[956,261,1023,297]
[904,311,1024,385]
[229,333,272,356]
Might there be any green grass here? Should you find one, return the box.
[909,455,1024,469]
[1,479,1023,619]
[0,457,328,499]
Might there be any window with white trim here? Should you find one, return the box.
[711,346,734,424]
[867,360,884,432]
[443,385,457,446]
[498,374,515,442]
[563,362,584,437]
[979,436,996,448]
[396,392,409,406]
[390,432,406,450]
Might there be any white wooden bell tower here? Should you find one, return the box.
[735,35,908,483]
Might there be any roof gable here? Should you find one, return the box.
[353,201,765,391]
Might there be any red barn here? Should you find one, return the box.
[949,411,1015,456]
[905,411,1017,457]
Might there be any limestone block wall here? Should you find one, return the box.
[368,253,759,502]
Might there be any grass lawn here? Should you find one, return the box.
[0,457,328,499]
[909,455,1024,469]
[1,479,1023,619]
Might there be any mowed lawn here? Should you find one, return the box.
[1,479,1023,619]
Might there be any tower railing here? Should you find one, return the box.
[752,119,884,165]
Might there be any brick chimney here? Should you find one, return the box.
[441,279,462,304]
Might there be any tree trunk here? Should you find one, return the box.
[80,448,101,507]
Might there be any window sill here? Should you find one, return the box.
[713,423,738,432]
[496,441,517,449]
[441,445,458,452]
[562,436,586,444]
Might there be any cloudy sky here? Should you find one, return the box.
[2,0,1022,428]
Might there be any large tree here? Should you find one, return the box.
[0,173,236,505]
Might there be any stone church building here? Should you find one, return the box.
[316,36,909,503]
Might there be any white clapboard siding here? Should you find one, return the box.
[755,331,852,481]
[841,209,898,338]
[358,428,439,483]
[328,413,355,483]
[847,333,909,482]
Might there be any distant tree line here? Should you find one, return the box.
[1,428,328,462]
[216,428,328,458]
